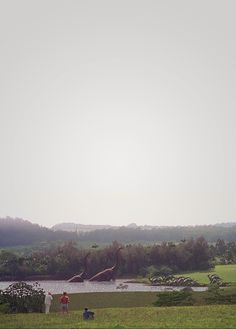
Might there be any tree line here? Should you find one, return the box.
[0,237,220,280]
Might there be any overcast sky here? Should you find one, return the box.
[0,0,235,227]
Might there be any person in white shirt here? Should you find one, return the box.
[44,292,53,314]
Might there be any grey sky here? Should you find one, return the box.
[0,0,235,227]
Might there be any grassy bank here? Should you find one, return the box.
[49,287,236,312]
[1,305,236,328]
[176,264,236,285]
[51,291,157,312]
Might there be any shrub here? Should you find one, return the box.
[153,290,193,307]
[0,304,11,313]
[206,285,236,305]
[0,282,45,313]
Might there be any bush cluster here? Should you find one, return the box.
[0,282,45,313]
[153,290,193,307]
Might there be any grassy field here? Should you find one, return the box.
[1,305,236,329]
[51,292,157,312]
[1,288,235,328]
[176,264,236,285]
[49,286,236,312]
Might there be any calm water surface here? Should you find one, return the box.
[0,280,207,294]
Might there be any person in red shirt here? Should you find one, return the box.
[59,292,70,314]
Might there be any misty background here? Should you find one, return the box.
[0,0,235,227]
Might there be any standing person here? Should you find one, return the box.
[44,292,53,314]
[59,292,70,314]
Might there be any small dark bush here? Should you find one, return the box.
[0,302,11,314]
[153,290,193,307]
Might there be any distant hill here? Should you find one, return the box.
[0,217,77,247]
[52,222,114,232]
[52,221,236,231]
[52,220,236,243]
[1,217,236,247]
[77,223,236,243]
[214,222,236,227]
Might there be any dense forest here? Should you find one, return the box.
[0,238,236,281]
[0,217,236,247]
[0,239,210,280]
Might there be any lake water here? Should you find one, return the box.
[0,280,208,294]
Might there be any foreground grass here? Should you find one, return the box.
[1,305,236,329]
[2,289,236,329]
[176,264,236,285]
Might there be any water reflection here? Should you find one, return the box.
[0,279,208,294]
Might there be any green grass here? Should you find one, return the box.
[50,292,158,312]
[48,287,236,312]
[176,264,236,285]
[1,305,236,328]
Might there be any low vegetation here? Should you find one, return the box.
[153,290,194,306]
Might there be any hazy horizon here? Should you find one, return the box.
[36,218,236,228]
[1,215,236,229]
[1,1,236,228]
